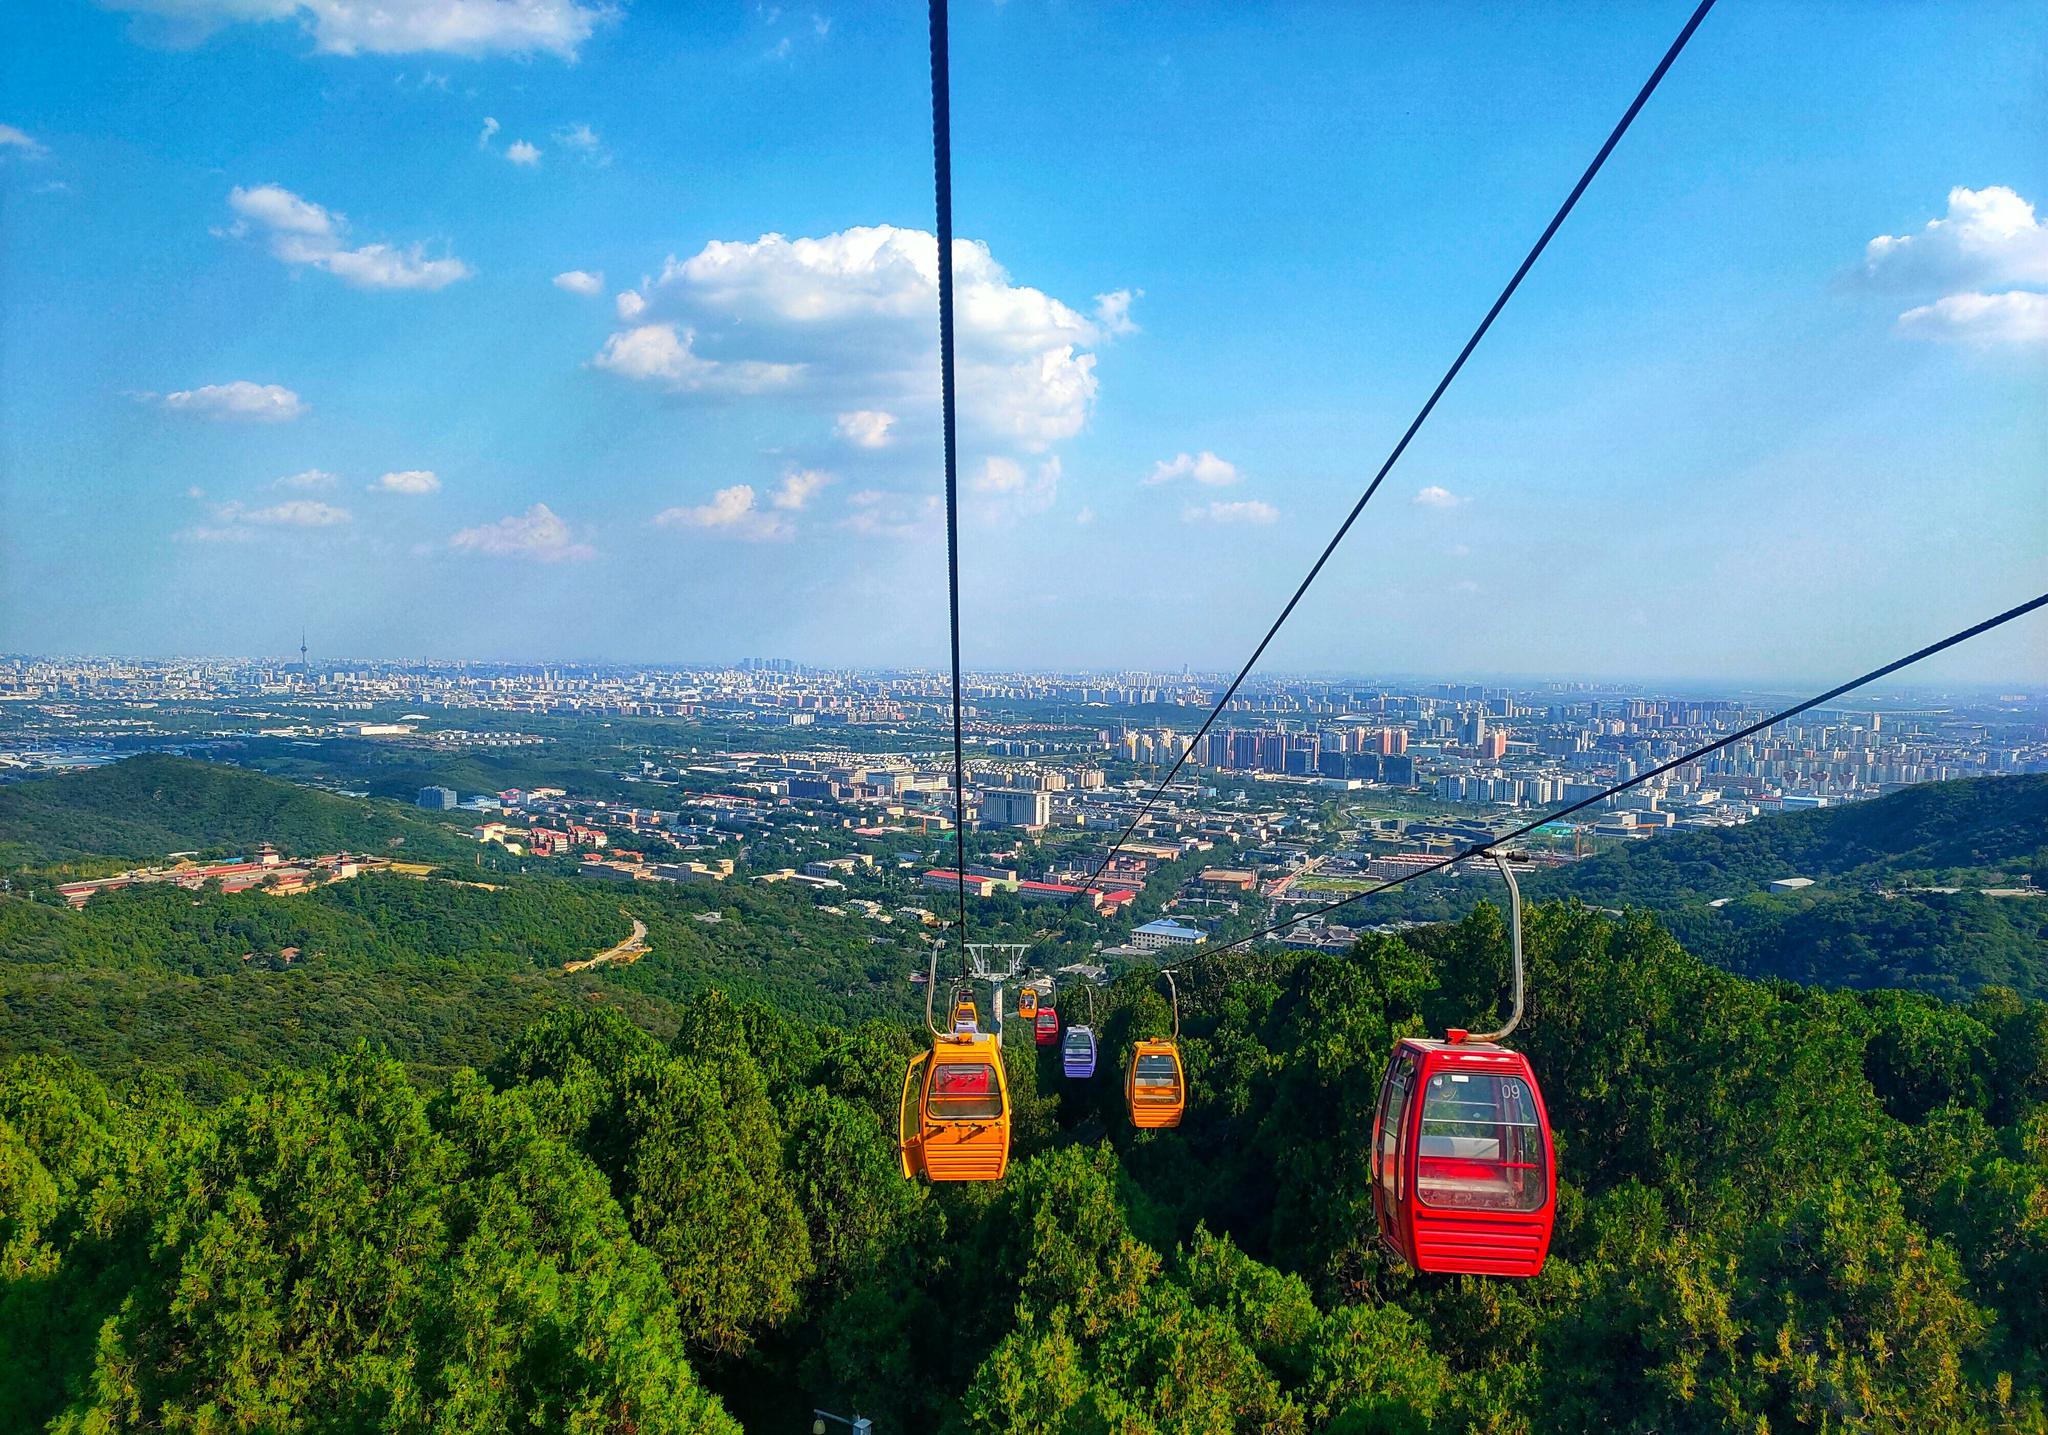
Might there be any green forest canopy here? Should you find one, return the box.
[4,907,2045,1432]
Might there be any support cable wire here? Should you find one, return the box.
[1079,0,1718,898]
[1185,590,2048,964]
[930,0,970,949]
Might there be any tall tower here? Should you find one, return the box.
[299,628,309,673]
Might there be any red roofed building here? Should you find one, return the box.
[922,869,1003,898]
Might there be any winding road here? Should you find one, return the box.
[564,911,649,973]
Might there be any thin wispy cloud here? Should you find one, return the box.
[181,497,351,541]
[223,184,471,291]
[0,123,47,158]
[1184,499,1277,525]
[373,469,441,495]
[102,0,612,59]
[158,381,306,421]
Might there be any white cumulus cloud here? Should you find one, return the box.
[553,269,603,295]
[1184,499,1278,525]
[653,484,793,541]
[505,139,541,166]
[224,183,471,291]
[1862,186,2048,350]
[102,0,610,59]
[834,409,895,448]
[592,323,801,393]
[1862,185,2048,292]
[1412,485,1466,510]
[373,469,441,495]
[615,290,646,320]
[161,381,306,421]
[1144,450,1238,487]
[600,224,1116,450]
[450,503,594,561]
[772,468,832,510]
[1898,290,2048,348]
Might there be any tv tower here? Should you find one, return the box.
[299,628,309,673]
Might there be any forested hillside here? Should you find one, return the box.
[0,867,924,1100]
[4,906,2044,1432]
[0,753,477,867]
[1532,775,2048,904]
[1523,775,2048,999]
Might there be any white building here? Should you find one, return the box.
[1133,919,1205,951]
[979,788,1051,829]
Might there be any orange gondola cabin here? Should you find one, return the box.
[1017,986,1039,1021]
[900,1032,1011,1182]
[1371,1035,1554,1277]
[1125,1038,1185,1129]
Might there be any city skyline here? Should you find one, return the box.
[3,646,2046,697]
[3,1,2044,680]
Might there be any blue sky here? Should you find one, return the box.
[2,0,2043,681]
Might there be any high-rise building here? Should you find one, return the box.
[417,786,457,810]
[1377,728,1408,756]
[1483,729,1508,762]
[979,789,1051,829]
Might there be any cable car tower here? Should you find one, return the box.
[964,943,1029,1046]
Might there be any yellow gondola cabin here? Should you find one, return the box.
[900,1032,1011,1182]
[1125,1038,1185,1128]
[1124,969,1186,1129]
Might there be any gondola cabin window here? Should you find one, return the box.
[1133,1051,1179,1097]
[929,1061,1003,1120]
[1415,1070,1546,1213]
[1374,1052,1416,1209]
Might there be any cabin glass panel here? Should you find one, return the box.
[1375,1055,1416,1201]
[1415,1070,1546,1213]
[1133,1052,1180,1092]
[929,1062,1004,1120]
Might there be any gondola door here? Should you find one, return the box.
[1371,1045,1419,1254]
[897,1049,930,1180]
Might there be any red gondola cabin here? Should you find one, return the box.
[1371,1035,1554,1278]
[1033,1001,1059,1046]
